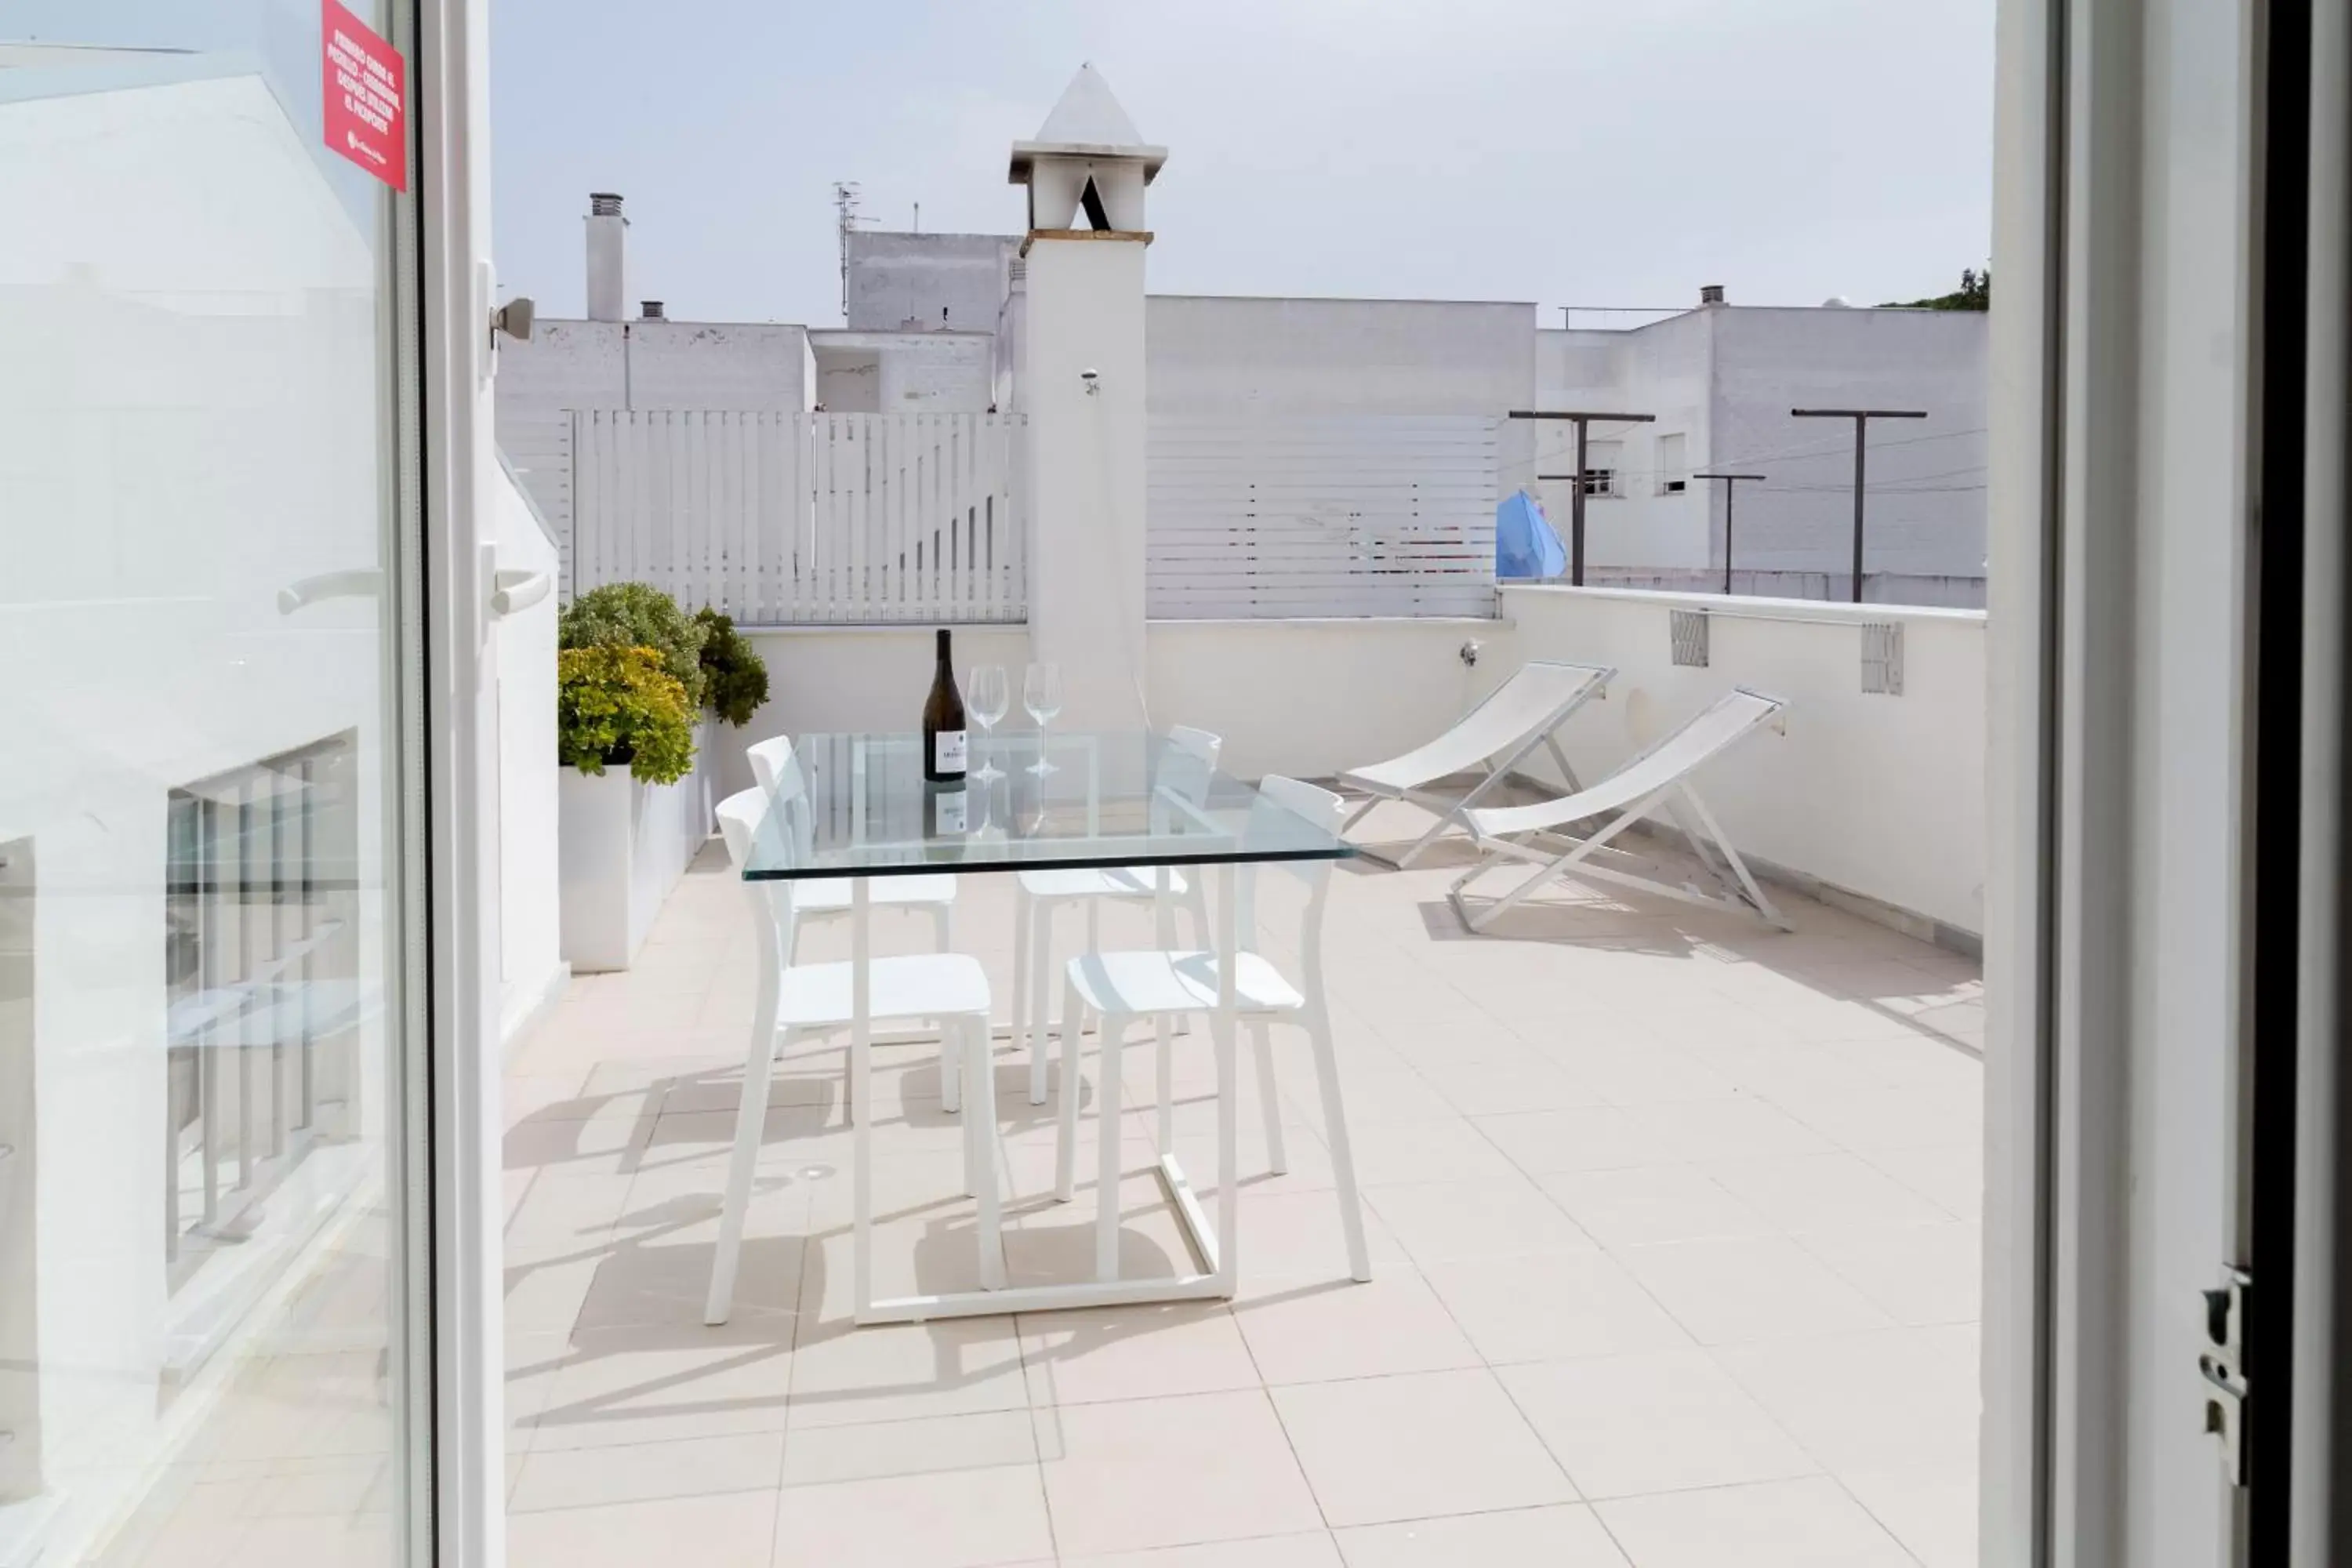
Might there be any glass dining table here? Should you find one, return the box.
[739,730,1356,1325]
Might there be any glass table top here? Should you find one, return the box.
[740,731,1356,880]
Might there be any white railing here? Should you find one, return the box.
[568,410,1028,624]
[1147,415,1500,619]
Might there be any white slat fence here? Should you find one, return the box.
[1147,415,1500,619]
[567,410,1029,624]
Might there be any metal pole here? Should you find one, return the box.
[1851,416,1867,602]
[1572,420,1588,586]
[1790,408,1927,604]
[1694,473,1767,597]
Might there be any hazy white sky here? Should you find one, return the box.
[490,0,1994,325]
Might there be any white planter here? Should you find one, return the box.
[558,718,717,972]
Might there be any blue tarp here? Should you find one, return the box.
[1496,489,1568,579]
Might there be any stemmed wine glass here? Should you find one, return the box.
[1024,661,1063,776]
[965,663,1009,782]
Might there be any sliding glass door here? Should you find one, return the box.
[0,2,431,1564]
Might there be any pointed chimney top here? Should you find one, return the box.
[1010,62,1167,185]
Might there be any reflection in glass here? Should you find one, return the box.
[0,6,424,1566]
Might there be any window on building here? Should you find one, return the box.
[1582,440,1624,497]
[1657,432,1690,495]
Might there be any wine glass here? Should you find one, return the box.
[1024,661,1063,776]
[966,663,1009,782]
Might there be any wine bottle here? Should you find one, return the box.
[921,628,968,782]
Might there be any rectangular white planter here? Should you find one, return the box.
[558,719,717,972]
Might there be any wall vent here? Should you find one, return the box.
[1861,621,1905,695]
[1670,609,1711,667]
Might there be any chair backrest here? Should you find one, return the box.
[1466,688,1787,838]
[746,734,795,793]
[1148,726,1224,835]
[1363,660,1612,785]
[715,783,804,958]
[1243,775,1346,978]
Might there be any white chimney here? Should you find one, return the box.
[586,192,626,323]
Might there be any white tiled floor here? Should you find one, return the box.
[503,805,1984,1568]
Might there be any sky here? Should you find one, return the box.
[489,0,1994,326]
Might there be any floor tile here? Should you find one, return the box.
[1712,1325,1980,1475]
[788,1316,1029,1428]
[1594,1477,1915,1567]
[1020,1302,1262,1406]
[1473,1099,1831,1175]
[510,1433,782,1512]
[1034,1392,1324,1558]
[507,1490,779,1568]
[1270,1369,1576,1527]
[1538,1166,1774,1249]
[1062,1535,1345,1568]
[770,1462,1054,1568]
[1498,1351,1818,1498]
[1700,1152,1955,1232]
[1231,1272,1483,1385]
[1614,1236,1894,1345]
[1333,1504,1631,1567]
[1795,1222,1983,1326]
[1421,1250,1691,1365]
[1838,1463,1980,1568]
[523,1319,796,1451]
[1362,1178,1598,1265]
[782,1410,1037,1487]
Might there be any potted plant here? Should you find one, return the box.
[555,619,709,971]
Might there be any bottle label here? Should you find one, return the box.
[933,729,968,772]
[934,787,967,835]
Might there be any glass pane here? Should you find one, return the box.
[746,732,1352,878]
[0,4,425,1566]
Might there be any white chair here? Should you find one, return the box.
[703,782,1004,1326]
[1338,660,1613,866]
[1013,726,1221,1112]
[746,734,957,957]
[1049,775,1371,1286]
[1448,688,1792,932]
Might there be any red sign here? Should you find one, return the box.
[321,1,407,191]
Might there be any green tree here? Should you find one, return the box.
[1882,267,1990,311]
[692,607,771,728]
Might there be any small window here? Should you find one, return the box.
[1657,432,1690,495]
[1582,439,1624,498]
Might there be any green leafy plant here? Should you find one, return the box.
[693,607,770,728]
[1881,267,1991,312]
[560,583,708,712]
[557,645,697,785]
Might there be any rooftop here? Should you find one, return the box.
[501,808,1982,1568]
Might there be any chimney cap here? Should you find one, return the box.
[641,299,665,319]
[590,191,625,216]
[1700,283,1726,305]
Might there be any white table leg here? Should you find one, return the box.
[1213,862,1240,1293]
[851,875,874,1322]
[704,887,780,1327]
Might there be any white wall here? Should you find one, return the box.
[808,331,994,413]
[1537,311,1715,568]
[1709,307,1989,580]
[1535,307,1990,585]
[1501,585,1987,937]
[1146,295,1538,416]
[844,230,1020,332]
[1147,619,1503,781]
[1025,237,1150,731]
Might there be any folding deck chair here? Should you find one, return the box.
[1338,660,1613,867]
[1447,688,1793,932]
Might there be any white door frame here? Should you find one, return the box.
[416,0,504,1565]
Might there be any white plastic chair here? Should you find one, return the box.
[746,734,956,956]
[1449,688,1792,932]
[702,782,1004,1326]
[1048,775,1371,1286]
[1013,726,1221,1111]
[1338,660,1613,866]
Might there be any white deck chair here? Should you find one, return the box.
[1338,660,1614,866]
[1447,688,1792,932]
